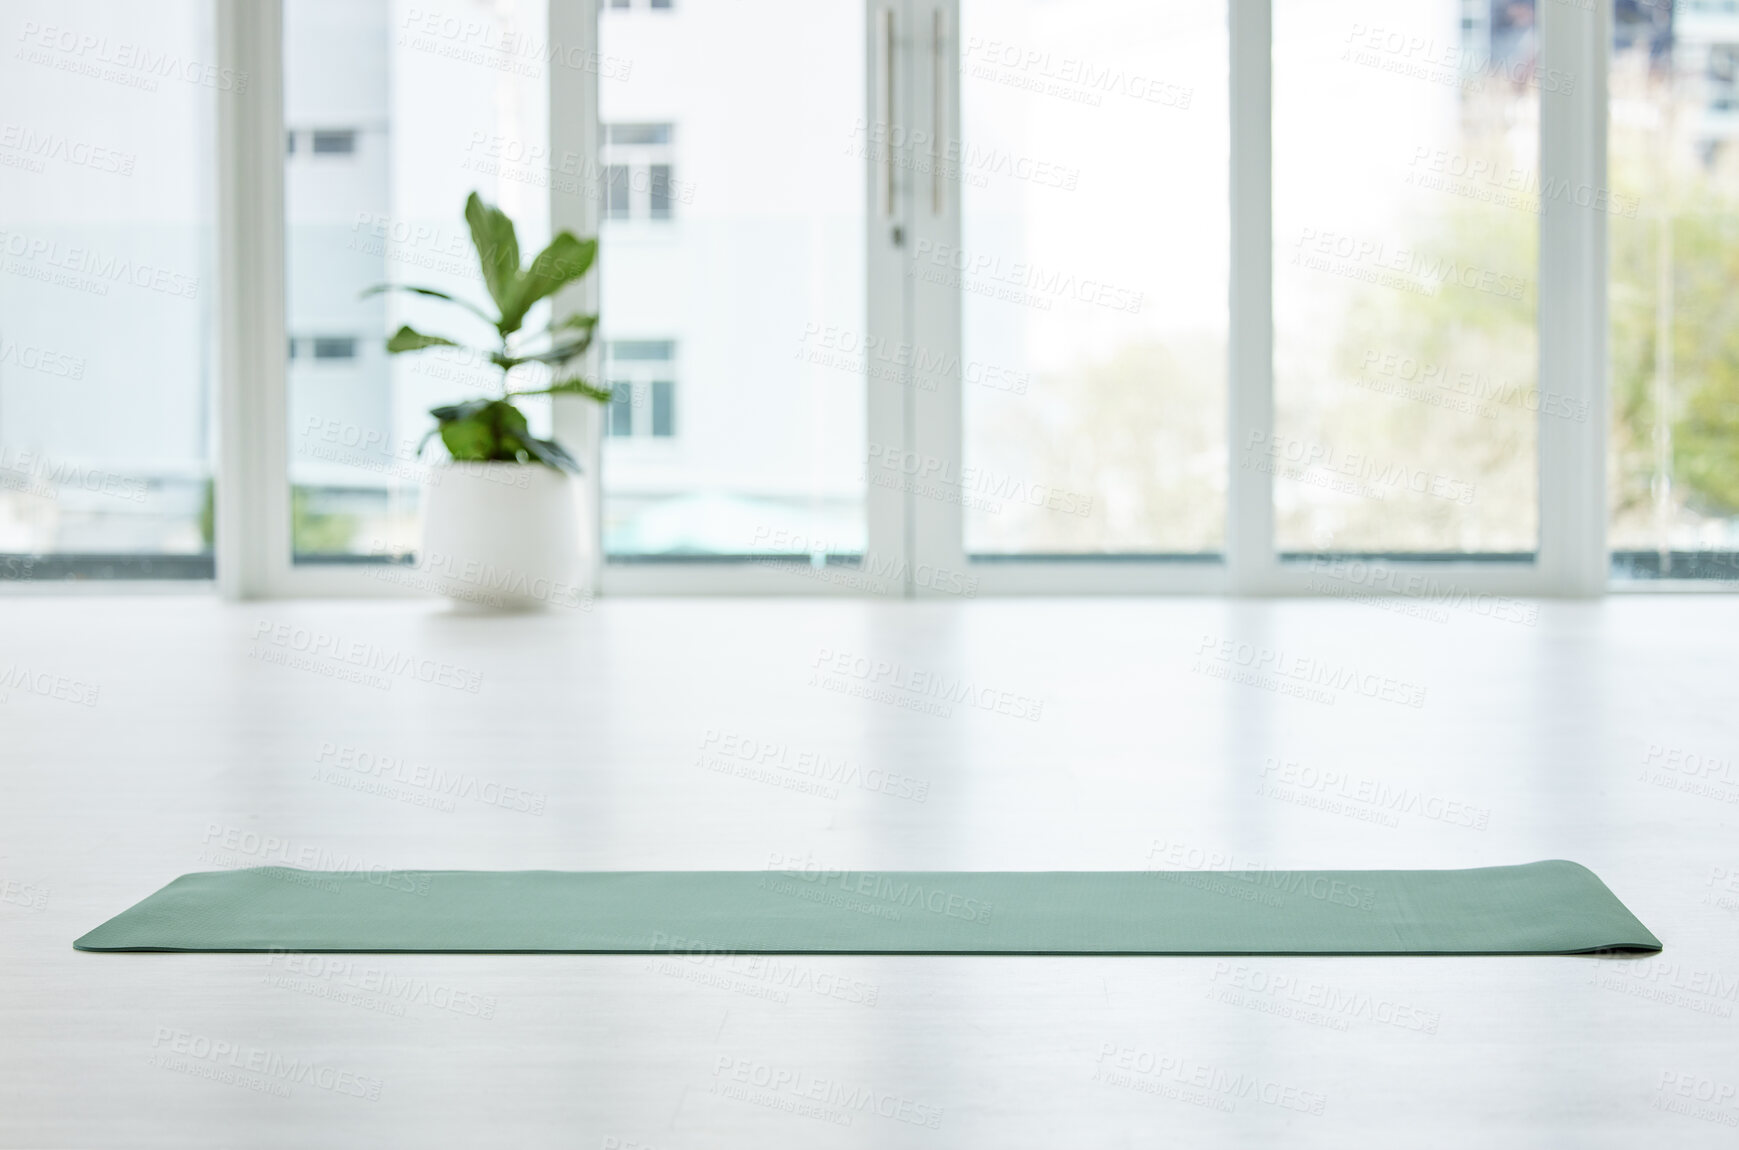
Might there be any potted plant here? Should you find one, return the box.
[366,192,608,609]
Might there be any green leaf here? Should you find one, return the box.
[425,397,582,473]
[520,435,583,475]
[485,399,531,439]
[429,398,495,424]
[499,232,596,335]
[385,325,462,354]
[493,313,599,369]
[498,336,593,369]
[548,312,599,336]
[509,376,613,404]
[429,399,540,463]
[360,283,497,328]
[439,416,498,462]
[464,191,521,323]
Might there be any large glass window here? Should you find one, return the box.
[11,2,1716,595]
[1609,0,1739,582]
[597,0,866,559]
[0,0,216,578]
[284,0,552,562]
[1273,0,1541,558]
[959,0,1230,556]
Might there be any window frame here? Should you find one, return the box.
[870,0,1612,597]
[159,0,1647,598]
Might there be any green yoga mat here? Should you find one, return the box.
[74,860,1658,955]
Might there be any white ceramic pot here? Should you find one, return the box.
[418,462,588,610]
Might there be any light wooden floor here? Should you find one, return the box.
[2,594,1736,1147]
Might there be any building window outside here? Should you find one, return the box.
[288,336,360,362]
[1710,45,1738,112]
[286,127,359,159]
[605,164,630,219]
[604,341,677,439]
[310,128,357,155]
[311,336,358,361]
[601,123,676,221]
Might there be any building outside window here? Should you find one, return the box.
[604,341,677,439]
[288,336,359,362]
[309,128,358,155]
[601,123,675,222]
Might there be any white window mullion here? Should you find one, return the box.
[220,0,420,599]
[215,0,290,599]
[1537,0,1610,596]
[908,0,965,596]
[551,0,605,595]
[865,0,919,596]
[1227,0,1274,595]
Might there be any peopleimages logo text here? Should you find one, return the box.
[16,22,251,92]
[1243,430,1476,506]
[1343,23,1575,94]
[1293,227,1527,301]
[0,229,200,299]
[249,621,483,693]
[1259,757,1489,829]
[711,1055,944,1129]
[700,730,931,802]
[0,663,100,707]
[911,239,1143,314]
[867,443,1094,518]
[779,870,992,922]
[315,743,545,814]
[149,1029,382,1100]
[812,648,1044,722]
[1195,635,1428,709]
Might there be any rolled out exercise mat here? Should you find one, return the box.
[74,860,1659,955]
